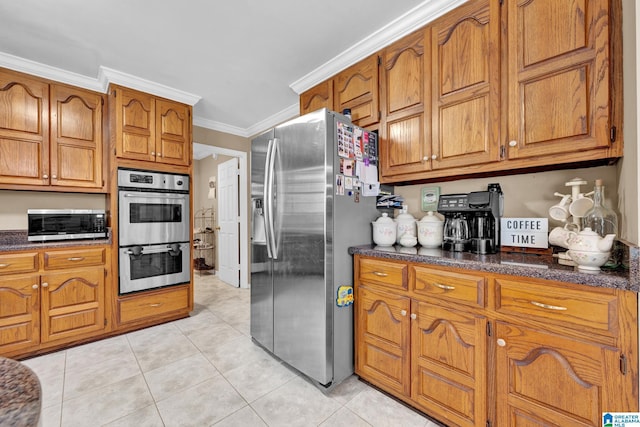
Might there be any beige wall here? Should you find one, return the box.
[0,191,106,230]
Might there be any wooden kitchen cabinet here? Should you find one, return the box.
[333,54,379,128]
[0,68,106,191]
[299,80,333,116]
[430,0,500,171]
[379,29,431,177]
[117,285,190,326]
[354,254,638,426]
[505,0,619,161]
[0,246,110,359]
[110,85,191,166]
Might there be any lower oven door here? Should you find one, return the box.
[119,242,190,294]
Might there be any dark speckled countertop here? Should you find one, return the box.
[350,241,639,292]
[0,229,111,251]
[0,357,41,427]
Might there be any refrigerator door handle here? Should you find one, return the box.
[266,138,279,259]
[264,138,274,259]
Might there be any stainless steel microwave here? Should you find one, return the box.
[27,209,107,242]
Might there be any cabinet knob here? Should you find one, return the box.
[32,284,38,289]
[151,152,156,156]
[410,313,417,320]
[422,156,429,162]
[42,282,49,288]
[158,153,162,157]
[497,338,506,347]
[508,140,517,147]
[400,310,407,317]
[52,175,57,179]
[43,174,49,179]
[431,154,437,160]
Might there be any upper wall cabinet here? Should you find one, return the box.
[379,29,431,177]
[110,85,191,167]
[300,80,333,116]
[0,68,105,191]
[430,0,500,171]
[333,54,380,128]
[506,0,617,160]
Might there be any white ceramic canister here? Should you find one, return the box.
[395,205,416,244]
[372,213,397,246]
[417,211,444,248]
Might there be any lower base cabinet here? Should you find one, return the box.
[118,285,190,325]
[354,255,638,427]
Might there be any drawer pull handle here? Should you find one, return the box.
[372,271,388,277]
[434,283,455,291]
[149,303,163,308]
[400,310,407,316]
[497,338,506,347]
[0,263,10,268]
[530,301,567,311]
[67,257,85,261]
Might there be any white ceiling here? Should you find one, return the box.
[0,0,466,138]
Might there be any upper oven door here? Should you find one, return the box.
[119,190,190,246]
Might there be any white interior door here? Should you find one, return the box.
[218,157,240,287]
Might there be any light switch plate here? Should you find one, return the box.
[421,186,440,212]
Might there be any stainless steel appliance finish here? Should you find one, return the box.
[117,168,191,295]
[118,242,190,294]
[118,169,190,246]
[27,209,107,242]
[251,109,379,388]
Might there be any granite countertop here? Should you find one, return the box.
[350,241,640,292]
[0,357,41,427]
[0,229,112,252]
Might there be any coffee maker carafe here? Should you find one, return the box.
[437,183,503,254]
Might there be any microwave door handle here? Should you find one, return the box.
[266,138,279,260]
[263,138,274,259]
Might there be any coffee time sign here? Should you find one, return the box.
[501,218,549,248]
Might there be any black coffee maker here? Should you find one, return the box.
[437,183,503,254]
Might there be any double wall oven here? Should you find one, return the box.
[118,168,190,294]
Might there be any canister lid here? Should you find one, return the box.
[374,212,394,224]
[419,211,443,223]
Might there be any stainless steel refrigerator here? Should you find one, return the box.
[250,108,379,388]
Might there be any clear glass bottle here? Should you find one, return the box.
[581,179,619,267]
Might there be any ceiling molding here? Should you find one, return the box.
[289,0,468,94]
[98,66,201,106]
[0,51,103,92]
[194,102,300,138]
[0,52,201,106]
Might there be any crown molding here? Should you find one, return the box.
[98,66,201,106]
[289,0,468,94]
[193,102,300,139]
[0,52,201,106]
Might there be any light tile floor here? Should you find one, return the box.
[23,274,441,427]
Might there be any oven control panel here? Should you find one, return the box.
[117,168,189,193]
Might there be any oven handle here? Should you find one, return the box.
[125,245,183,255]
[122,193,188,200]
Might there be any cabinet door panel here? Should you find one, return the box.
[412,302,486,427]
[380,29,430,177]
[115,87,155,161]
[156,99,190,166]
[300,80,333,116]
[0,70,49,185]
[355,285,410,396]
[495,321,620,426]
[50,84,104,188]
[41,268,105,343]
[431,0,500,170]
[334,55,379,127]
[507,0,611,159]
[0,274,40,353]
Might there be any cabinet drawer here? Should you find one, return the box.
[119,286,189,324]
[43,248,106,269]
[494,278,618,337]
[0,253,38,275]
[413,265,485,307]
[358,258,408,290]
